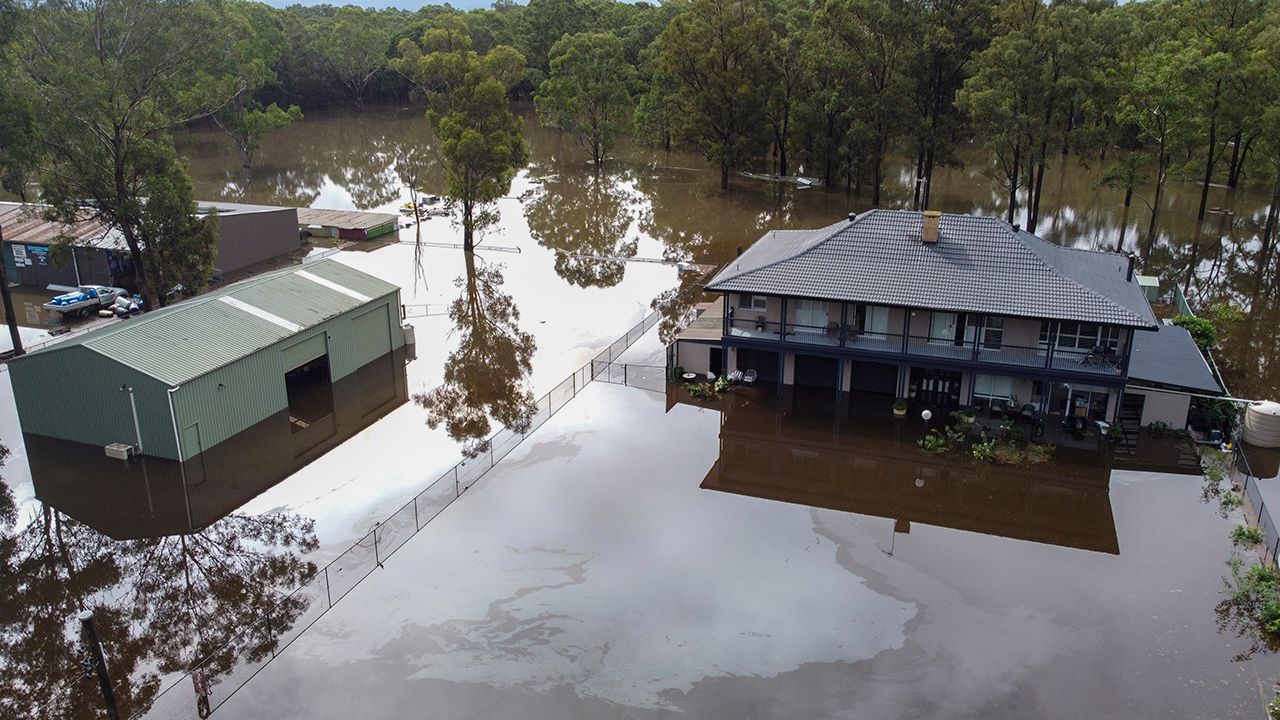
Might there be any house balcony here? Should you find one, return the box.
[724,317,1125,379]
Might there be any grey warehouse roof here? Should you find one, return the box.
[1127,323,1224,395]
[20,259,399,385]
[707,210,1158,329]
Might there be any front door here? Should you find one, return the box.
[910,368,962,407]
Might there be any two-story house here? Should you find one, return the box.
[672,209,1166,424]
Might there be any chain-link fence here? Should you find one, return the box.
[591,362,668,394]
[1235,447,1280,566]
[130,310,661,720]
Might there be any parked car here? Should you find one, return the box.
[42,286,130,317]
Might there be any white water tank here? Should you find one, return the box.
[402,324,416,362]
[1243,401,1280,448]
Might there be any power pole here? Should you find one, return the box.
[78,610,121,720]
[0,223,24,356]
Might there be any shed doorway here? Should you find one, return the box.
[286,353,335,434]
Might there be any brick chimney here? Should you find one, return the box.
[922,211,941,244]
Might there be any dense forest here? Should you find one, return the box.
[2,0,1280,314]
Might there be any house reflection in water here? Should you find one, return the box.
[690,387,1122,554]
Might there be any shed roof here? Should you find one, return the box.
[707,210,1158,329]
[17,259,399,385]
[296,208,399,231]
[0,202,124,250]
[1127,323,1224,395]
[1,200,292,251]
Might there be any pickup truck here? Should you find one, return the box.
[43,286,130,317]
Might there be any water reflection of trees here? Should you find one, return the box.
[414,252,537,459]
[184,108,448,209]
[525,173,638,288]
[0,448,319,719]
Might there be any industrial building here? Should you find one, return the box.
[9,259,410,538]
[0,200,302,288]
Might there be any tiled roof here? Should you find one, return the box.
[707,210,1158,329]
[19,259,399,385]
[1127,323,1223,395]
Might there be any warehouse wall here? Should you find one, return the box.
[9,345,180,459]
[172,291,404,460]
[213,208,301,274]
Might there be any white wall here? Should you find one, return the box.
[676,341,710,375]
[1128,387,1192,428]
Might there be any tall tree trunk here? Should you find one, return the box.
[0,224,23,356]
[1263,165,1280,291]
[1225,129,1241,189]
[1147,145,1168,246]
[1030,150,1048,234]
[1116,202,1130,254]
[871,141,883,208]
[462,200,475,252]
[1007,144,1022,225]
[912,150,926,210]
[1196,84,1221,221]
[1228,133,1256,188]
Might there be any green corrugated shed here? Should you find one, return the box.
[9,259,405,461]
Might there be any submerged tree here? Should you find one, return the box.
[657,0,772,190]
[535,32,634,168]
[415,252,537,458]
[393,17,528,251]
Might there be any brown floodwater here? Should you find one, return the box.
[178,106,1280,399]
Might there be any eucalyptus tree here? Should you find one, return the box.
[764,3,813,179]
[535,32,634,168]
[18,0,240,309]
[393,16,528,251]
[323,6,394,109]
[658,0,773,190]
[1181,0,1267,221]
[815,0,917,206]
[213,2,303,169]
[905,0,991,210]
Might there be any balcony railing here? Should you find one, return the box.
[724,317,1123,377]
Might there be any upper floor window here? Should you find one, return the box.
[863,305,889,336]
[965,315,1003,349]
[738,293,767,311]
[1041,321,1121,350]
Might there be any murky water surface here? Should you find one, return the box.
[1,108,1277,718]
[217,381,1279,720]
[178,106,1280,399]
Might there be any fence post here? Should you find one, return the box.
[490,444,495,469]
[624,364,628,387]
[413,496,420,531]
[324,567,332,608]
[374,525,381,566]
[454,465,460,497]
[1273,537,1279,567]
[572,370,577,396]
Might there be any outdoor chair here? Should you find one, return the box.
[743,369,757,386]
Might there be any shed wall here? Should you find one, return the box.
[171,291,404,460]
[213,209,300,273]
[8,345,179,458]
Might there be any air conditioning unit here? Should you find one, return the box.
[403,324,417,362]
[104,443,135,461]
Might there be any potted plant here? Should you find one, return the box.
[893,399,908,417]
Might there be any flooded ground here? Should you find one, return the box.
[1,106,1276,719]
[177,106,1280,399]
[219,377,1278,720]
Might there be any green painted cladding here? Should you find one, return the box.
[12,288,404,463]
[169,291,403,461]
[8,345,180,459]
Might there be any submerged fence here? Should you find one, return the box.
[1234,446,1280,567]
[132,310,662,720]
[591,362,668,394]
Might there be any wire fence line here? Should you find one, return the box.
[1234,446,1280,567]
[591,362,669,394]
[131,310,661,720]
